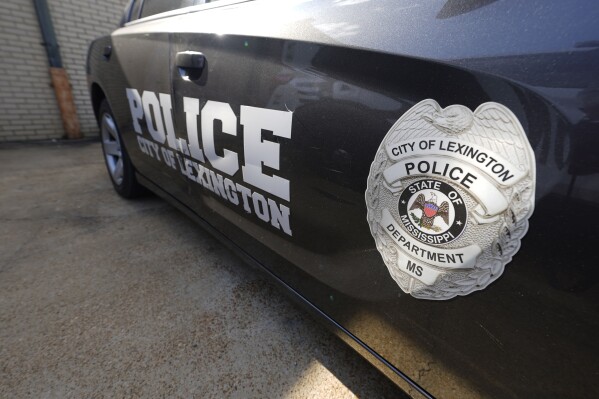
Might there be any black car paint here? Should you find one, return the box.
[87,1,599,397]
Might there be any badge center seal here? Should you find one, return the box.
[398,179,467,245]
[365,100,536,300]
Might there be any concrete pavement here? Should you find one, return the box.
[0,141,400,398]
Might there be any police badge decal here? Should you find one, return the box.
[365,100,536,300]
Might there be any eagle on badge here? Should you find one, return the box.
[410,193,450,229]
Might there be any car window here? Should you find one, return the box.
[139,0,199,19]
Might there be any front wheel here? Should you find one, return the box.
[99,100,144,199]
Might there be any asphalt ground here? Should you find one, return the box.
[0,141,401,398]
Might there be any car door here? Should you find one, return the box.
[167,1,400,300]
[168,1,297,225]
[106,0,194,205]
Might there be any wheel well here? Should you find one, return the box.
[90,83,106,125]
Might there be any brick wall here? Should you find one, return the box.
[0,0,128,142]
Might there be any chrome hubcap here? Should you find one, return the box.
[101,113,124,185]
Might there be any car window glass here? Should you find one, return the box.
[140,0,196,19]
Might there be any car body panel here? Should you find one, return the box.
[88,1,599,397]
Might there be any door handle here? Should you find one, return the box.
[175,51,206,81]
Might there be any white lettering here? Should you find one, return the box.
[159,93,177,150]
[202,101,239,176]
[141,91,165,143]
[241,106,292,202]
[126,88,143,134]
[183,97,206,162]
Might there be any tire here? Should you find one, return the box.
[98,99,145,199]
